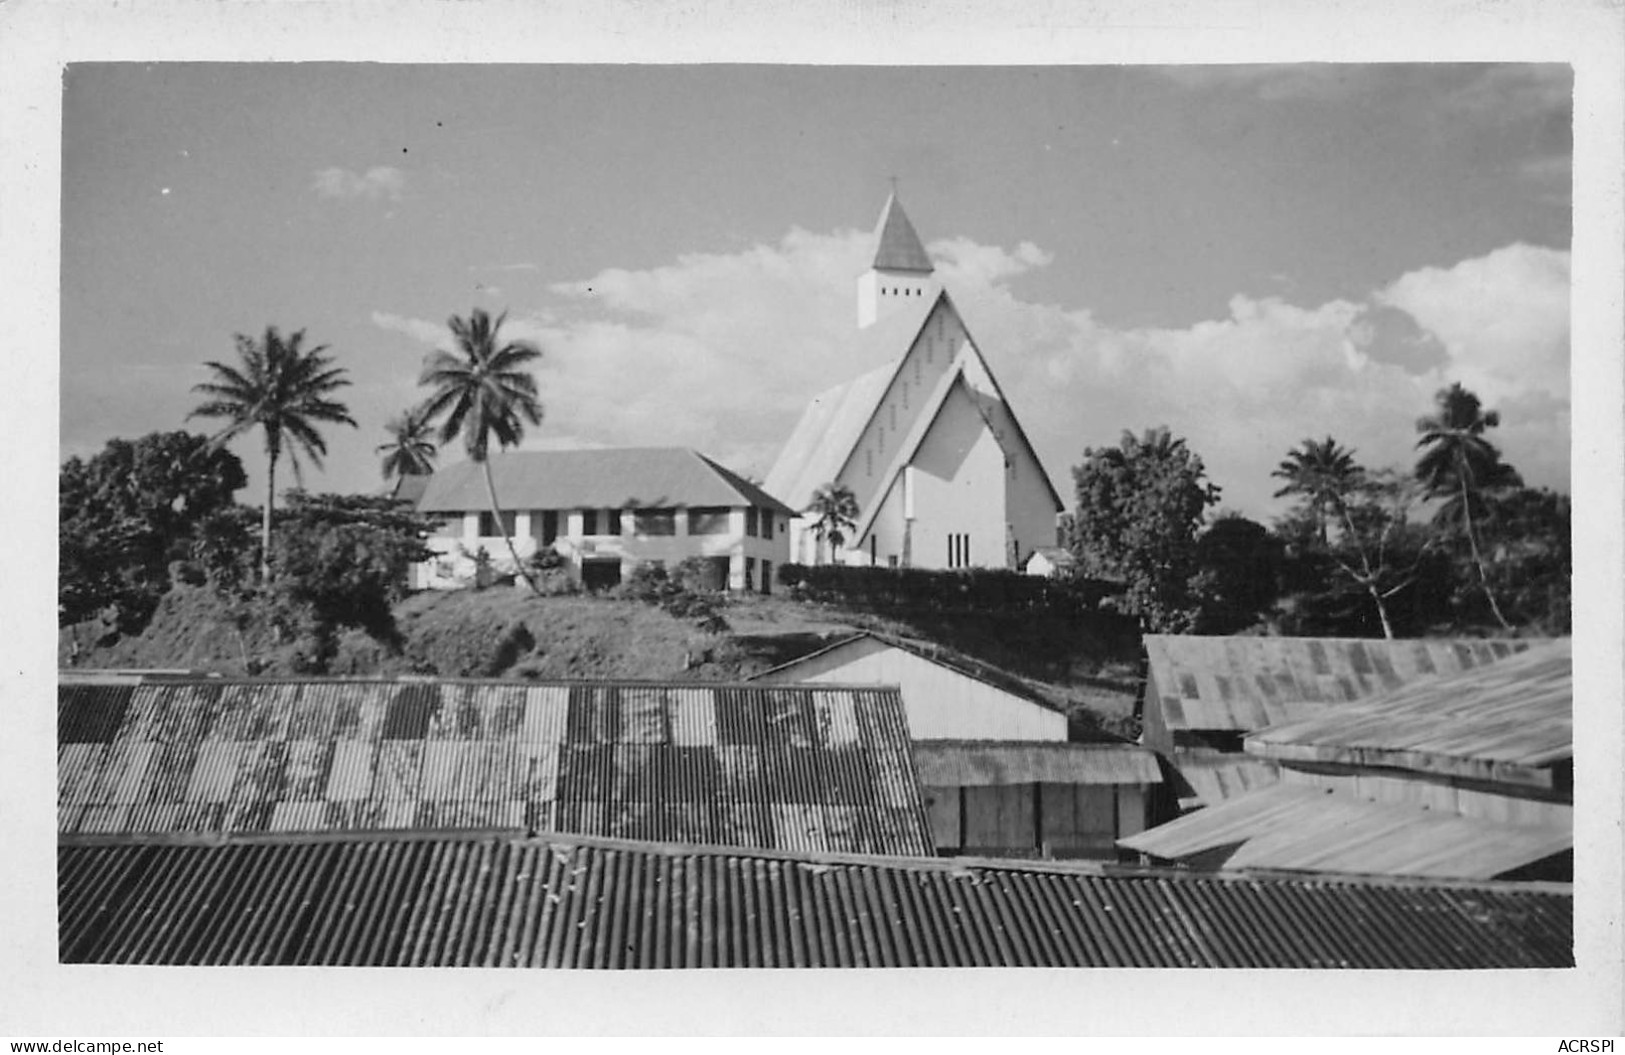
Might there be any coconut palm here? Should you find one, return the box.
[417,308,544,595]
[807,483,859,565]
[189,326,356,583]
[1272,437,1361,545]
[1415,382,1523,629]
[377,404,439,483]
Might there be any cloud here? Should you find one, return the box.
[312,166,407,202]
[370,232,1571,520]
[370,310,446,346]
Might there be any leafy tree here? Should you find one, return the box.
[1320,468,1435,639]
[807,483,860,565]
[417,308,545,595]
[1475,486,1571,633]
[1415,383,1522,629]
[189,326,356,583]
[59,431,248,629]
[1069,427,1220,632]
[266,491,440,665]
[377,404,439,483]
[1194,512,1282,634]
[1272,437,1360,545]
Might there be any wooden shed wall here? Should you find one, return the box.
[922,782,1149,859]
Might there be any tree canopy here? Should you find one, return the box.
[1069,426,1220,632]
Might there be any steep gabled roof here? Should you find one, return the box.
[1246,639,1571,788]
[871,192,934,273]
[60,828,1573,967]
[56,676,933,855]
[764,295,937,511]
[415,447,794,516]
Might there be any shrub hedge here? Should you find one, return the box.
[775,563,1118,617]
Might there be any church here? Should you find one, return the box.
[766,192,1066,571]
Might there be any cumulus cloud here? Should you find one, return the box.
[313,166,407,202]
[371,231,1571,520]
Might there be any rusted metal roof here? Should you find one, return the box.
[1247,640,1571,788]
[1167,750,1281,810]
[912,741,1162,787]
[414,447,795,516]
[1119,783,1572,880]
[1143,634,1547,735]
[58,829,1572,968]
[57,677,932,855]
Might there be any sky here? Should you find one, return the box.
[60,62,1573,520]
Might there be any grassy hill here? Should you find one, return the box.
[60,583,1143,736]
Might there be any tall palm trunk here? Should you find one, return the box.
[261,448,277,584]
[482,458,541,596]
[1459,473,1512,630]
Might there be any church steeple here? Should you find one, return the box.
[857,188,939,329]
[871,191,934,273]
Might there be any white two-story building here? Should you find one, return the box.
[408,447,795,593]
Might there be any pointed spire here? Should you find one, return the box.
[871,191,934,273]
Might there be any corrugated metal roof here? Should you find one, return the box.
[1119,783,1572,881]
[414,447,795,516]
[1168,750,1281,810]
[871,192,935,273]
[912,741,1162,787]
[764,299,937,513]
[57,678,932,855]
[1247,640,1571,788]
[1143,635,1547,734]
[58,829,1572,968]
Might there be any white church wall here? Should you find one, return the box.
[907,381,1011,569]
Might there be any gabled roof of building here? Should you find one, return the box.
[389,472,432,505]
[870,192,934,273]
[414,447,795,516]
[750,630,1072,718]
[764,296,938,511]
[1118,782,1572,881]
[59,828,1573,968]
[1143,634,1549,735]
[56,676,932,855]
[911,740,1162,787]
[1246,640,1571,788]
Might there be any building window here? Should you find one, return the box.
[689,507,731,536]
[760,560,772,595]
[744,557,756,592]
[762,512,773,540]
[479,510,517,538]
[947,532,972,569]
[582,509,599,536]
[633,508,676,536]
[607,508,623,536]
[532,510,559,545]
[745,507,759,537]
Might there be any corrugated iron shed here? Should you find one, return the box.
[58,830,1572,968]
[1119,783,1572,880]
[1247,640,1571,788]
[912,741,1162,787]
[57,677,932,856]
[1142,634,1547,736]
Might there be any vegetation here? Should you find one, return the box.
[807,483,859,565]
[1069,426,1221,632]
[417,308,545,595]
[1415,382,1523,629]
[59,430,248,631]
[376,404,439,483]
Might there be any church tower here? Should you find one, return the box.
[857,191,940,328]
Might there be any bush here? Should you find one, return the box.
[774,563,1117,617]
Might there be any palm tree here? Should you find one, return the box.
[1272,437,1361,545]
[417,308,544,595]
[1415,382,1523,630]
[807,483,859,565]
[189,326,356,583]
[377,404,439,484]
